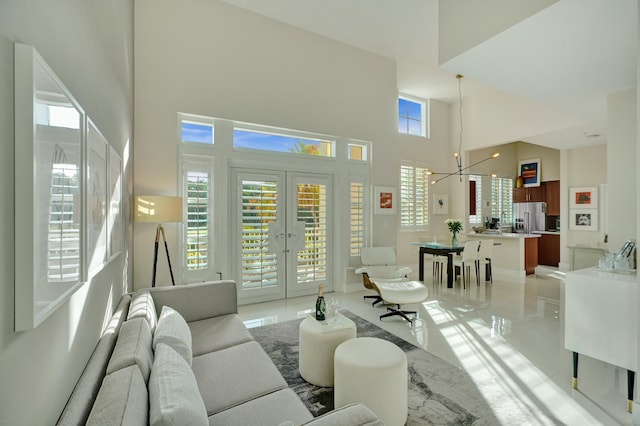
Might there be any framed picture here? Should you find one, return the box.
[518,158,541,187]
[374,186,396,215]
[87,119,108,277]
[570,208,598,231]
[14,43,86,330]
[433,193,448,215]
[570,186,598,209]
[108,146,123,259]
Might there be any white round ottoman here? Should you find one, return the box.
[299,315,357,387]
[334,337,408,426]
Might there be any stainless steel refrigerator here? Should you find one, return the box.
[513,202,546,234]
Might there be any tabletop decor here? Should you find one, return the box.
[445,218,463,247]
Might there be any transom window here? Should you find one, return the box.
[398,95,427,137]
[233,128,334,157]
[181,120,213,144]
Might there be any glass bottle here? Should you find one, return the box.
[315,284,326,321]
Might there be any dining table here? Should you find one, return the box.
[411,241,464,288]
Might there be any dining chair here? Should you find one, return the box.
[477,239,494,283]
[431,236,448,285]
[452,240,480,289]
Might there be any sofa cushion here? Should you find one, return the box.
[128,291,158,333]
[149,343,208,426]
[85,365,148,426]
[153,305,192,365]
[106,317,154,383]
[207,388,312,426]
[57,294,132,426]
[192,341,287,415]
[188,314,254,356]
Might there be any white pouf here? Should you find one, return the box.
[334,337,408,426]
[298,314,357,387]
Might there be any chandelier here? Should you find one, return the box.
[429,74,499,184]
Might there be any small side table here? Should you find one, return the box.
[299,313,356,387]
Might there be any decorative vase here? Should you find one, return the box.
[451,233,458,248]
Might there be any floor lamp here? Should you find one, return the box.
[135,195,183,287]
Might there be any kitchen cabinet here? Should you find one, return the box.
[538,233,560,266]
[524,237,538,274]
[513,185,545,203]
[544,180,560,216]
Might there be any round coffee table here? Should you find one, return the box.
[298,313,356,387]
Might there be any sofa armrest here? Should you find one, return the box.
[146,280,237,323]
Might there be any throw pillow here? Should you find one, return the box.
[149,343,208,426]
[153,305,193,365]
[106,317,154,383]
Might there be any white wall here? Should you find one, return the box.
[133,0,448,285]
[607,88,637,249]
[564,144,608,251]
[0,1,134,424]
[438,0,558,64]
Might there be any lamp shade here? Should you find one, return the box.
[135,196,183,223]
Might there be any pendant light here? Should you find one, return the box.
[429,74,500,184]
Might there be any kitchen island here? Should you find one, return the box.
[467,232,541,282]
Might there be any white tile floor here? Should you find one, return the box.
[237,269,633,425]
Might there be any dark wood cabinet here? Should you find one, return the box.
[544,180,560,216]
[513,185,545,203]
[538,233,560,267]
[525,237,539,274]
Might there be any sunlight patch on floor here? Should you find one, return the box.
[425,303,603,425]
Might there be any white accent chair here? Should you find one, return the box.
[355,247,428,323]
[477,239,494,283]
[452,240,480,288]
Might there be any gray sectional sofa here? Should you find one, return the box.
[55,280,381,425]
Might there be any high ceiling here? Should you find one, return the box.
[222,0,637,150]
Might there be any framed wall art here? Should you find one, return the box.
[569,208,598,231]
[570,186,598,209]
[518,158,541,187]
[108,146,123,259]
[374,186,396,215]
[433,193,448,215]
[87,119,108,276]
[14,43,86,331]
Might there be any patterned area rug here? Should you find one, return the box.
[249,310,561,426]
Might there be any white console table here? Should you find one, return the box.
[564,267,637,412]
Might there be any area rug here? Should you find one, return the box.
[249,310,561,426]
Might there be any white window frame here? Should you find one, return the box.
[178,114,372,288]
[469,175,482,224]
[182,156,215,283]
[491,176,514,230]
[398,93,429,138]
[400,162,430,229]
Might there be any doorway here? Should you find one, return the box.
[231,168,333,304]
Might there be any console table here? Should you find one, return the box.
[564,267,637,412]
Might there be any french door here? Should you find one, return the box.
[231,168,333,304]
